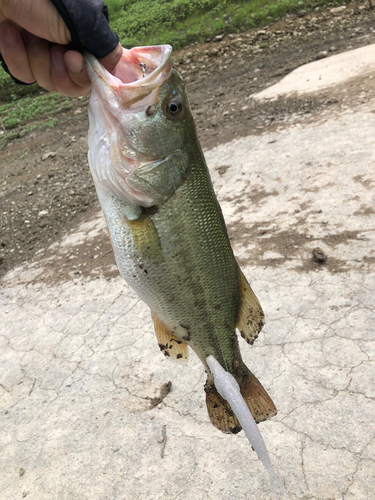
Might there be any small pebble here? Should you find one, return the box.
[312,247,326,263]
[19,468,25,477]
[41,152,56,161]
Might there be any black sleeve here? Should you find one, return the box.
[50,0,120,59]
[0,0,120,85]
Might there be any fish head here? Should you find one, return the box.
[85,45,195,206]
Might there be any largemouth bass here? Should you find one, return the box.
[85,45,277,434]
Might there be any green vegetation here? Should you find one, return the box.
[0,93,71,129]
[0,72,40,102]
[0,92,72,149]
[107,0,346,49]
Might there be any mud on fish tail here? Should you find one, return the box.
[204,365,277,434]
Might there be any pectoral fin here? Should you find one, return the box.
[126,212,162,259]
[236,265,265,345]
[152,313,189,362]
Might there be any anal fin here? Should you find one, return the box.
[205,382,242,434]
[152,313,189,362]
[236,265,265,345]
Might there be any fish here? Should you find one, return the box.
[84,45,277,435]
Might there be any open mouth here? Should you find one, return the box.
[85,45,173,93]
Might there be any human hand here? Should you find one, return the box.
[0,0,122,97]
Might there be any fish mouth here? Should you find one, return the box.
[85,45,173,104]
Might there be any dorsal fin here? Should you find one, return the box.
[236,265,265,345]
[152,313,189,362]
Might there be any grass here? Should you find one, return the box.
[107,0,347,49]
[0,92,72,149]
[0,93,71,129]
[0,71,40,102]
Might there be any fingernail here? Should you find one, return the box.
[67,57,83,74]
[51,49,66,71]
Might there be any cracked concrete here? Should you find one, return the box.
[1,48,375,499]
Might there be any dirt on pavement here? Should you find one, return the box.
[1,0,375,282]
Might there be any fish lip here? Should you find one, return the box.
[84,45,173,99]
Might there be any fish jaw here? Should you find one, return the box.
[85,45,173,109]
[85,46,175,206]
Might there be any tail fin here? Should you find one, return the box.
[239,367,277,424]
[205,383,242,434]
[205,366,277,434]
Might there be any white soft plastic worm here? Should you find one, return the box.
[206,355,289,499]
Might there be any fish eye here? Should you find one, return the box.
[164,97,183,120]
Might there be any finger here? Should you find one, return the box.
[0,0,70,45]
[65,43,123,90]
[100,42,123,74]
[50,45,89,98]
[64,50,91,88]
[23,31,56,92]
[0,21,35,83]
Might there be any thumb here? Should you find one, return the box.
[99,42,123,73]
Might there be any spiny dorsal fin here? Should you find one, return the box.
[152,313,189,362]
[236,265,265,346]
[204,382,242,434]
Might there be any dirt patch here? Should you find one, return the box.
[228,219,367,274]
[1,0,375,280]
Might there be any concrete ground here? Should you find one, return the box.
[1,47,375,500]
